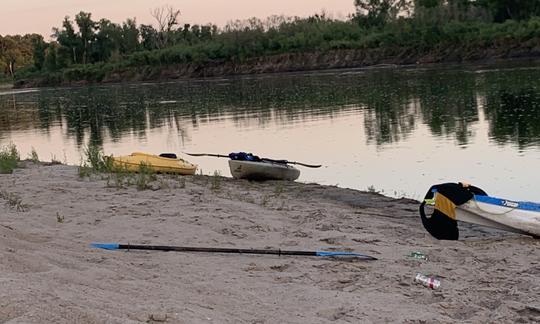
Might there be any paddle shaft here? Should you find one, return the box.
[92,243,377,260]
[184,153,229,158]
[184,152,322,168]
[119,244,317,256]
[260,158,321,168]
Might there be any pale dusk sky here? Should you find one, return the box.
[2,0,356,38]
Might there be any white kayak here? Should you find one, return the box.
[456,195,540,237]
[228,160,300,181]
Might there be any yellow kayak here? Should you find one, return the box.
[109,152,197,175]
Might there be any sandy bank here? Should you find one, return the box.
[1,162,539,323]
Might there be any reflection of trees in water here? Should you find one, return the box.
[480,67,540,149]
[484,88,540,149]
[0,93,47,136]
[0,95,16,133]
[361,71,418,145]
[38,86,149,146]
[2,65,540,148]
[416,71,479,146]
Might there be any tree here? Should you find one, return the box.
[199,24,216,42]
[93,19,122,62]
[415,0,441,8]
[151,5,181,48]
[477,0,540,22]
[182,23,192,42]
[75,11,97,64]
[53,16,79,64]
[0,35,36,77]
[140,24,159,50]
[32,35,47,70]
[121,18,140,54]
[413,0,490,23]
[413,0,540,23]
[0,36,20,77]
[44,42,59,70]
[354,0,412,27]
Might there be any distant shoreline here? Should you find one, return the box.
[14,42,540,89]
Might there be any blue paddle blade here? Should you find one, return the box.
[90,243,120,250]
[316,251,373,258]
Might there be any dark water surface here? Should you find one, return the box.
[1,62,540,201]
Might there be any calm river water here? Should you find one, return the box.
[1,62,540,201]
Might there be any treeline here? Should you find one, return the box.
[3,0,540,85]
[0,34,42,80]
[33,8,219,70]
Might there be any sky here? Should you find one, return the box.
[1,0,356,39]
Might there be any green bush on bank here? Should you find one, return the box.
[0,144,20,174]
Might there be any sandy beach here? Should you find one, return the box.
[1,162,539,323]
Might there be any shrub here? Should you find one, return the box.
[0,143,20,174]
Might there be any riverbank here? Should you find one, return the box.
[1,162,538,323]
[13,36,540,89]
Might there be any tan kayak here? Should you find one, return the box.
[109,152,197,175]
[228,160,300,181]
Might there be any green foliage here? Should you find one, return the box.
[354,0,412,28]
[0,34,41,78]
[75,11,97,65]
[0,143,20,174]
[210,170,222,191]
[478,0,540,22]
[32,35,47,70]
[7,4,540,84]
[136,162,156,190]
[83,143,112,172]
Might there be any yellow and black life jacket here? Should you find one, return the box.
[419,182,487,240]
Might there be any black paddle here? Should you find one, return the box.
[184,152,322,168]
[91,243,377,260]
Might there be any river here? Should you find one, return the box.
[1,61,540,201]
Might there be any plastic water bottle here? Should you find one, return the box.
[414,273,441,289]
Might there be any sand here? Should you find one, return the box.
[1,162,539,323]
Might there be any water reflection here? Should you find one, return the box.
[1,64,540,201]
[1,65,540,149]
[484,88,540,149]
[415,71,480,146]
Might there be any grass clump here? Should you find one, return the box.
[79,143,113,177]
[28,147,39,163]
[84,144,113,172]
[136,162,157,190]
[0,190,28,212]
[210,170,222,191]
[0,143,20,174]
